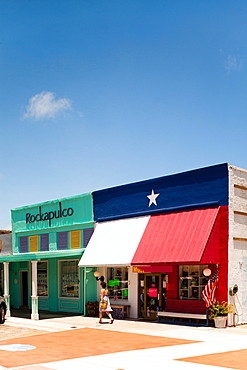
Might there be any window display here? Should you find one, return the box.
[37,261,48,296]
[107,267,128,300]
[60,260,79,298]
[179,265,208,300]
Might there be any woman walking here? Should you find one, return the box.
[99,281,114,324]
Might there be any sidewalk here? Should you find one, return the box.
[1,314,247,369]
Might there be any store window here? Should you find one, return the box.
[107,267,128,300]
[59,260,79,298]
[37,261,48,296]
[179,265,208,300]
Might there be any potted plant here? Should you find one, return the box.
[86,301,99,317]
[209,301,234,328]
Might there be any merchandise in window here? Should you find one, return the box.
[60,260,79,298]
[179,265,209,300]
[107,267,128,300]
[37,261,48,296]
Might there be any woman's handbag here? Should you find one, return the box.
[99,300,107,309]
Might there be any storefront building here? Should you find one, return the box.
[80,163,247,324]
[9,193,95,319]
[0,231,12,316]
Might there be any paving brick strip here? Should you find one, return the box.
[179,349,247,370]
[0,327,198,368]
[2,315,247,370]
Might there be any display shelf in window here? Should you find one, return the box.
[179,265,208,300]
[61,272,79,297]
[60,260,80,298]
[107,267,129,300]
[37,262,48,296]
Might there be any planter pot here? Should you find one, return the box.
[214,316,227,328]
[87,309,98,317]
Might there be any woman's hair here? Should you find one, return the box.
[100,281,106,288]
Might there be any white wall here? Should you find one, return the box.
[128,267,138,318]
[229,165,247,324]
[96,266,139,319]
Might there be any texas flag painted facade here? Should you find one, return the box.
[91,163,229,306]
[93,163,228,222]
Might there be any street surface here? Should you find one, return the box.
[1,315,247,369]
[0,324,48,340]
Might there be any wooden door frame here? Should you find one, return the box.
[143,273,162,319]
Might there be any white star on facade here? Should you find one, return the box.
[147,189,160,207]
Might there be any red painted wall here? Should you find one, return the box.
[217,206,228,302]
[166,299,207,314]
[166,265,178,300]
[164,206,228,314]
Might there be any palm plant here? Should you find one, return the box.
[209,301,234,319]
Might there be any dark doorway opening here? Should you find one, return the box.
[20,271,28,308]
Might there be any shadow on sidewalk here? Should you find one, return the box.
[10,308,162,324]
[10,308,80,320]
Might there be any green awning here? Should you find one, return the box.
[0,249,84,262]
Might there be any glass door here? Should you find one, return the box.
[143,274,166,320]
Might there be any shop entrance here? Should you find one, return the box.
[139,273,167,320]
[20,271,28,308]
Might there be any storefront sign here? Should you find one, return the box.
[26,202,74,227]
[132,265,173,273]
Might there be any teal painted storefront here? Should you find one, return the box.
[10,193,97,316]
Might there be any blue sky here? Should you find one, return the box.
[1,0,246,229]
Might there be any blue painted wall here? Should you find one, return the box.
[93,163,229,221]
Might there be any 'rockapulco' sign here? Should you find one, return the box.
[26,202,74,227]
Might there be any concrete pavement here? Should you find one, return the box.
[1,315,247,369]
